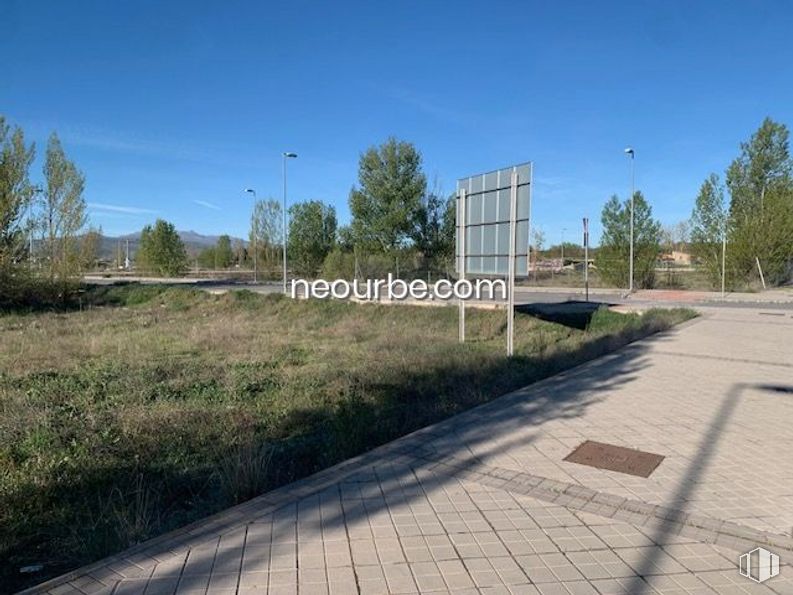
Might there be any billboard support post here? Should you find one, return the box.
[527,163,533,281]
[583,217,590,302]
[507,171,518,356]
[458,188,466,343]
[456,162,532,357]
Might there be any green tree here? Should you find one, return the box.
[596,192,661,289]
[0,116,36,268]
[336,225,356,252]
[79,227,102,273]
[331,225,359,279]
[288,200,336,277]
[197,246,216,269]
[250,199,282,268]
[750,184,793,285]
[532,228,546,254]
[531,228,546,279]
[43,133,87,282]
[690,174,727,288]
[215,234,234,268]
[0,117,37,306]
[411,192,455,268]
[439,195,456,267]
[349,137,426,270]
[725,118,793,286]
[232,238,247,266]
[726,118,791,219]
[321,248,356,280]
[136,219,188,276]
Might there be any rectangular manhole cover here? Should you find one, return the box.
[564,440,665,477]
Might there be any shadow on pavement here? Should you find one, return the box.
[165,339,652,595]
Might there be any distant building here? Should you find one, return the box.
[660,250,692,266]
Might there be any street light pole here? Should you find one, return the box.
[282,152,297,294]
[624,147,635,293]
[721,219,727,298]
[583,217,590,302]
[244,188,258,284]
[560,228,566,269]
[25,196,35,270]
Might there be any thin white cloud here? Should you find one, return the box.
[193,199,221,211]
[49,124,209,163]
[71,133,167,155]
[26,121,265,169]
[388,88,469,125]
[88,202,157,215]
[384,86,531,130]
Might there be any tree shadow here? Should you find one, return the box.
[113,338,653,595]
[516,300,615,330]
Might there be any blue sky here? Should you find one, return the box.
[3,1,792,244]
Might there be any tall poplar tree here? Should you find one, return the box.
[43,132,86,282]
[690,174,726,287]
[0,116,35,267]
[725,118,793,286]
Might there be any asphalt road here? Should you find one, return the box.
[83,276,793,311]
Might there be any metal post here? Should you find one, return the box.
[528,163,533,281]
[629,152,635,293]
[721,225,726,298]
[560,228,565,269]
[458,188,466,343]
[282,156,288,294]
[246,188,258,284]
[756,257,766,289]
[253,225,258,284]
[281,152,298,292]
[507,170,518,357]
[583,217,589,302]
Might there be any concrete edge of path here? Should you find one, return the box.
[21,310,716,595]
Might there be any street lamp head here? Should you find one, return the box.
[244,188,256,195]
[624,147,634,157]
[283,152,298,158]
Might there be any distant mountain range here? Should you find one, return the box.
[99,230,247,261]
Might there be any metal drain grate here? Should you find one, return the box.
[564,440,665,477]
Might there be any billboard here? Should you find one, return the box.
[456,162,532,276]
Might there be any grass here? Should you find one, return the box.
[0,285,695,591]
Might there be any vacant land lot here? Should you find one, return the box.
[0,285,694,591]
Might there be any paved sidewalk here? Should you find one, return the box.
[24,308,793,594]
[630,289,793,305]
